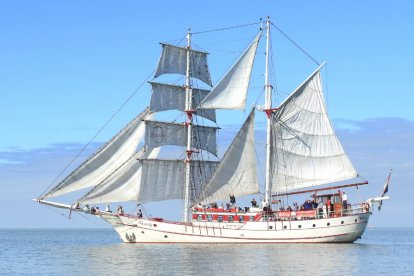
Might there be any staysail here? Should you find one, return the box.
[271,67,357,193]
[41,108,151,199]
[78,148,159,204]
[154,44,212,86]
[196,109,259,204]
[199,32,261,110]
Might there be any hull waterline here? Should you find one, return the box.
[100,212,370,243]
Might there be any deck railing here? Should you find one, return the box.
[192,202,370,222]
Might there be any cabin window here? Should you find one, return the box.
[249,216,254,222]
[207,214,213,222]
[239,216,243,222]
[228,216,234,222]
[218,215,223,222]
[197,215,202,221]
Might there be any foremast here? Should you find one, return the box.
[264,17,273,205]
[184,29,193,223]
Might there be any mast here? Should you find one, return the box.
[183,29,193,223]
[264,17,273,205]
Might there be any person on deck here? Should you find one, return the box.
[342,192,348,209]
[137,209,142,218]
[117,206,124,215]
[251,198,258,207]
[105,204,111,213]
[326,197,332,216]
[317,200,324,218]
[229,194,236,207]
[303,200,311,210]
[262,199,271,211]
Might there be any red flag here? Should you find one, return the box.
[379,169,392,210]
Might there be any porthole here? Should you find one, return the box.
[298,225,302,229]
[153,224,157,227]
[341,221,344,224]
[164,235,168,238]
[284,225,287,229]
[141,231,144,234]
[312,224,316,227]
[327,222,330,226]
[269,226,273,230]
[355,219,358,223]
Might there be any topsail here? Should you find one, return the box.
[154,44,212,86]
[149,82,216,122]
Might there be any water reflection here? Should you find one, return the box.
[2,229,413,275]
[75,243,363,275]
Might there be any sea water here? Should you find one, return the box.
[0,228,412,275]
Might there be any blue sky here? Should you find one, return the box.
[1,0,413,228]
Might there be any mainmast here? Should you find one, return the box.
[183,29,193,223]
[264,17,273,205]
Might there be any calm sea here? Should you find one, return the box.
[0,228,412,275]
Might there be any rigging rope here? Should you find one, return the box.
[270,22,320,66]
[192,21,261,35]
[39,69,156,198]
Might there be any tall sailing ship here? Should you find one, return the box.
[35,19,389,243]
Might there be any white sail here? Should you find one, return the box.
[196,109,259,204]
[145,120,218,155]
[79,148,159,204]
[139,159,219,203]
[154,44,212,86]
[41,108,151,199]
[199,32,261,110]
[149,82,216,122]
[271,69,357,193]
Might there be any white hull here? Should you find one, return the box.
[100,212,370,243]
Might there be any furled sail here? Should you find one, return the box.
[149,82,216,122]
[41,108,151,199]
[198,32,261,110]
[145,120,218,155]
[79,148,160,204]
[138,159,219,203]
[196,109,259,204]
[154,44,212,86]
[271,68,357,193]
